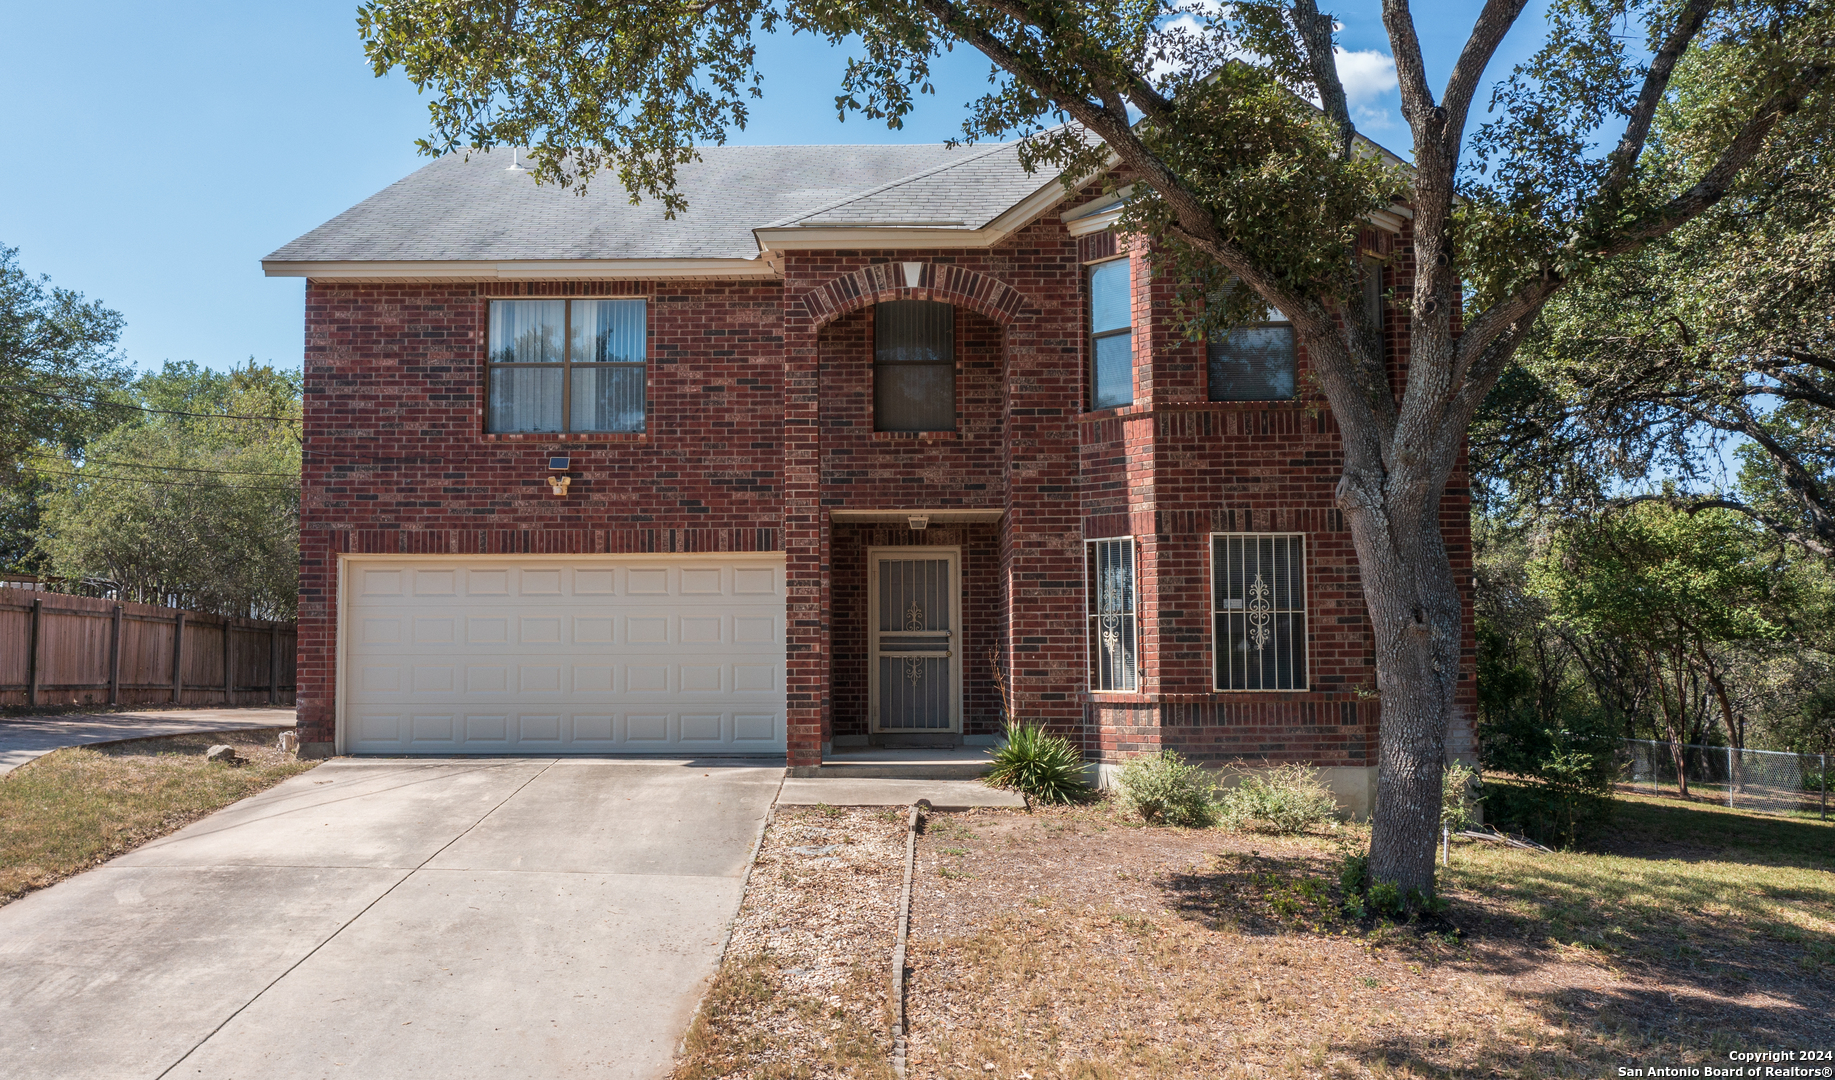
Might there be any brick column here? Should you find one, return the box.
[782,292,829,769]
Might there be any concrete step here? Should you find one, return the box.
[792,746,993,780]
[778,777,1022,810]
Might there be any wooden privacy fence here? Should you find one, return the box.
[0,588,296,709]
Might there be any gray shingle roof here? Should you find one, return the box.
[765,141,1053,230]
[264,142,1053,265]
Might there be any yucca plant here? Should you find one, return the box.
[985,721,1092,805]
[983,648,1091,805]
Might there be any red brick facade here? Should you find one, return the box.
[294,207,1475,776]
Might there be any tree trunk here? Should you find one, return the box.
[1340,474,1464,904]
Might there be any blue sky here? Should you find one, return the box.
[0,1,1549,375]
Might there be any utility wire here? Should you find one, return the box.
[41,470,299,492]
[4,384,302,424]
[74,456,300,479]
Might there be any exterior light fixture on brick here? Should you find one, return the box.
[907,514,929,531]
[545,455,572,497]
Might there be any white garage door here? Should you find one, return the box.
[340,555,786,755]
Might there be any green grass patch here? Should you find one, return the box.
[0,728,317,906]
[1445,786,1835,971]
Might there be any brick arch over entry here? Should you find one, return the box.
[801,261,1034,329]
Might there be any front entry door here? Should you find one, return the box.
[868,548,962,733]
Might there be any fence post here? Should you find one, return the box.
[221,618,232,705]
[108,603,123,706]
[267,624,278,706]
[171,612,186,705]
[1726,746,1735,808]
[1823,754,1829,821]
[27,597,43,708]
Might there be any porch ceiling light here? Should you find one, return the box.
[908,514,929,530]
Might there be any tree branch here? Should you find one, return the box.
[1291,0,1355,155]
[1596,0,1715,206]
[1439,0,1530,148]
[1597,67,1830,257]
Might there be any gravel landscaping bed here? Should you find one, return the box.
[674,805,908,1080]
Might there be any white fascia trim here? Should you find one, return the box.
[1065,207,1123,237]
[261,258,780,281]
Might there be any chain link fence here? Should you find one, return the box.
[1620,739,1832,817]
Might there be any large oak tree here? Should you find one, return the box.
[359,0,1832,903]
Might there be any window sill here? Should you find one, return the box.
[480,431,650,443]
[870,430,960,441]
[1078,400,1307,423]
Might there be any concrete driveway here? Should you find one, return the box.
[0,757,783,1079]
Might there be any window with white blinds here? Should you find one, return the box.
[1211,533,1308,691]
[487,298,646,433]
[1087,537,1139,692]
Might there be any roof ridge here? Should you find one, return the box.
[756,140,1021,229]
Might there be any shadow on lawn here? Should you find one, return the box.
[1156,798,1835,1053]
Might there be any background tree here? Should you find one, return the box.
[1475,61,1835,558]
[1533,504,1786,795]
[0,243,131,574]
[29,361,303,619]
[359,0,1834,904]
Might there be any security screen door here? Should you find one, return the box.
[868,548,962,733]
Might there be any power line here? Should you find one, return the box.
[42,470,299,492]
[75,456,300,480]
[4,384,302,424]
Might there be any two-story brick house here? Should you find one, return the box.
[265,141,1473,813]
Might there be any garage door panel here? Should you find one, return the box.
[344,556,785,755]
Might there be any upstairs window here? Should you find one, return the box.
[874,300,955,432]
[1361,256,1386,358]
[1207,286,1296,402]
[1089,258,1133,409]
[487,299,646,433]
[1212,533,1308,691]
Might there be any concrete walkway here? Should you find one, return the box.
[0,756,783,1080]
[0,707,297,775]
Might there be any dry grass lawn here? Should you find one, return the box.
[0,727,317,906]
[904,793,1834,1079]
[679,790,1833,1080]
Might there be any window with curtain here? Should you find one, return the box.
[487,298,646,433]
[874,300,955,432]
[1212,533,1308,690]
[1089,258,1133,409]
[1087,537,1139,692]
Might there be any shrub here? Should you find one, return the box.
[1116,751,1219,827]
[1218,763,1340,833]
[1441,760,1482,834]
[985,722,1091,804]
[1479,701,1618,848]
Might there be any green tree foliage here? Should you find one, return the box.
[1535,506,1786,795]
[0,244,130,573]
[29,362,302,619]
[358,0,1834,904]
[1474,55,1835,556]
